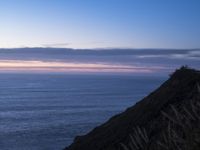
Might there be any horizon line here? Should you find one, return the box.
[0,46,199,50]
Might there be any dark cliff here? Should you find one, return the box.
[64,67,200,150]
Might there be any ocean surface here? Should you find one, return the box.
[0,73,167,150]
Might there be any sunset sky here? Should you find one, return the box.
[0,0,199,73]
[0,48,199,74]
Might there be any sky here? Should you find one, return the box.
[0,48,199,74]
[0,0,200,49]
[0,0,199,74]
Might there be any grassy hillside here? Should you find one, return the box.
[65,67,200,150]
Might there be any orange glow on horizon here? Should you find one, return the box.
[0,60,160,73]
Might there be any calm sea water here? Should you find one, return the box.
[0,73,167,150]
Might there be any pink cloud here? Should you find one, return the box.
[0,60,165,73]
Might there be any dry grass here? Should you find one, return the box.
[121,83,200,150]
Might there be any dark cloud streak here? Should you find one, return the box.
[0,48,199,74]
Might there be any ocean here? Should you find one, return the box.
[0,73,167,150]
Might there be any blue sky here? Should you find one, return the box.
[0,0,200,48]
